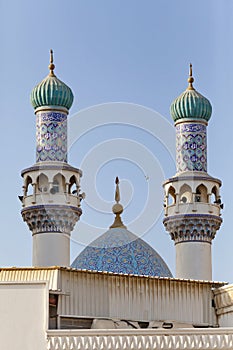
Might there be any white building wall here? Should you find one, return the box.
[0,267,225,327]
[214,284,233,327]
[0,282,48,350]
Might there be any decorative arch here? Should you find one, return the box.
[51,173,66,193]
[195,184,208,203]
[25,175,33,196]
[168,186,176,205]
[180,184,192,203]
[211,185,219,203]
[36,173,49,193]
[69,175,78,194]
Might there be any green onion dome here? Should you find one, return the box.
[170,64,212,123]
[30,50,74,110]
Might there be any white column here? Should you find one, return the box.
[176,241,212,280]
[32,233,70,267]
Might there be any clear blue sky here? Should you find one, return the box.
[1,0,232,282]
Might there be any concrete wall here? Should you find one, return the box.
[0,282,48,350]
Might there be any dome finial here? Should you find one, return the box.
[115,176,120,203]
[170,64,212,123]
[110,177,126,229]
[49,49,55,76]
[187,63,194,90]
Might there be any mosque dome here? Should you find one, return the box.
[170,64,212,123]
[71,178,172,277]
[71,227,172,277]
[30,50,74,110]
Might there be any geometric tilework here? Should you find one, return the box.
[72,227,172,277]
[176,123,207,172]
[36,111,67,162]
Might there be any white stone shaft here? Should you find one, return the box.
[176,241,212,280]
[33,232,70,266]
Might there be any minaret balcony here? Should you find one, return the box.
[164,202,221,217]
[23,193,81,208]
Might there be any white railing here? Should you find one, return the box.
[23,193,79,207]
[47,328,233,350]
[165,202,220,217]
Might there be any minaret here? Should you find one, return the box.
[20,50,83,267]
[163,65,223,280]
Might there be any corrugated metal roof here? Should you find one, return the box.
[0,267,59,290]
[60,266,227,287]
[0,266,227,289]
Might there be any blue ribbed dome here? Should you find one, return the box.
[170,65,212,123]
[30,50,74,110]
[71,227,172,277]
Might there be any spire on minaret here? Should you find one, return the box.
[170,63,212,172]
[115,176,120,203]
[49,49,55,76]
[187,63,194,90]
[110,177,126,229]
[31,49,74,111]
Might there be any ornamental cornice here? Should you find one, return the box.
[21,205,82,235]
[175,117,208,126]
[163,214,222,243]
[21,164,82,177]
[163,175,222,187]
[34,105,69,114]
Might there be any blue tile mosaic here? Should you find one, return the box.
[72,227,172,277]
[36,111,67,162]
[176,123,207,172]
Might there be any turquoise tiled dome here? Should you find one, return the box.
[71,227,172,277]
[30,50,74,110]
[31,75,74,110]
[170,65,212,123]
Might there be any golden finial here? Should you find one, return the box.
[115,176,120,203]
[187,63,194,90]
[48,49,55,76]
[110,177,126,229]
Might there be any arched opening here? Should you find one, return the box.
[27,183,33,196]
[180,184,192,203]
[69,175,78,195]
[168,186,176,205]
[51,173,66,194]
[52,179,59,194]
[211,186,220,204]
[37,174,49,193]
[195,184,208,203]
[25,176,33,196]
